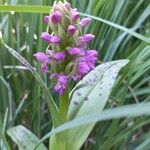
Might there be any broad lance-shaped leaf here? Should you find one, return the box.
[7,125,47,150]
[67,59,129,150]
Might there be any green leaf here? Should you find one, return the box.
[0,5,50,13]
[67,59,129,150]
[2,41,59,127]
[35,103,150,149]
[80,12,150,44]
[7,125,47,150]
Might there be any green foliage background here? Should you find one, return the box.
[0,0,150,149]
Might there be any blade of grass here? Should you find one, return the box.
[2,40,59,127]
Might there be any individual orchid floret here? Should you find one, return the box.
[50,11,62,24]
[79,34,95,44]
[44,16,50,23]
[68,47,82,55]
[53,52,65,61]
[54,74,68,95]
[78,61,90,75]
[41,32,52,43]
[33,52,51,64]
[50,36,61,45]
[41,32,61,45]
[79,17,92,27]
[70,10,79,21]
[67,25,76,35]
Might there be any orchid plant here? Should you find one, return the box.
[5,1,129,150]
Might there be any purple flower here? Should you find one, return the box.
[54,74,68,95]
[54,52,65,61]
[70,10,79,21]
[47,50,53,56]
[44,16,50,23]
[50,36,61,45]
[79,17,91,27]
[79,34,95,43]
[33,52,51,63]
[85,50,98,69]
[41,63,48,73]
[78,61,90,75]
[50,11,62,24]
[41,32,52,43]
[67,25,76,35]
[68,47,82,55]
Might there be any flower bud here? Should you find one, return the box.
[70,10,79,21]
[44,16,50,23]
[79,17,91,27]
[67,25,76,35]
[50,11,62,24]
[79,34,95,43]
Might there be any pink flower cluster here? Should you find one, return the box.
[34,1,98,95]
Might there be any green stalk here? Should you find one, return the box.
[54,89,69,150]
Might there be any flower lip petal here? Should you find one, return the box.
[68,47,82,55]
[41,32,52,43]
[54,52,65,61]
[50,36,61,44]
[34,52,51,63]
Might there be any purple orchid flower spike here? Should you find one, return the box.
[34,1,98,95]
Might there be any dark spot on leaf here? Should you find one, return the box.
[84,97,89,101]
[77,91,81,96]
[74,101,78,105]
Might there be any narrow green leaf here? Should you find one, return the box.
[80,13,150,44]
[2,41,59,127]
[0,5,50,13]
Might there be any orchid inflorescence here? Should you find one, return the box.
[34,1,98,95]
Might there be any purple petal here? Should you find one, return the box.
[54,74,68,95]
[79,17,91,27]
[41,63,48,73]
[79,34,95,43]
[41,32,52,43]
[54,52,65,61]
[50,36,61,44]
[51,11,62,24]
[68,47,82,55]
[70,10,79,21]
[78,61,90,75]
[67,25,76,35]
[44,16,50,23]
[33,52,51,63]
